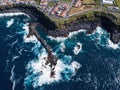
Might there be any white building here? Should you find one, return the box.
[102,0,114,4]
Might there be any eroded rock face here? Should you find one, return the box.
[100,16,120,44]
[111,32,120,44]
[47,19,100,37]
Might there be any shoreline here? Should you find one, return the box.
[0,5,119,44]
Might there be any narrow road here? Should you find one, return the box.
[65,0,76,17]
[68,8,120,19]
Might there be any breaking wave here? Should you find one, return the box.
[6,19,14,28]
[89,26,120,49]
[73,42,82,55]
[24,36,81,88]
[0,12,29,17]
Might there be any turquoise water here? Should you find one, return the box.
[0,13,120,90]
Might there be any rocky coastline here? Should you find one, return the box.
[47,19,101,37]
[0,5,120,44]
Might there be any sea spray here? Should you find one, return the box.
[73,42,82,55]
[24,32,81,88]
[0,12,29,17]
[25,49,81,87]
[89,26,120,49]
[6,19,14,28]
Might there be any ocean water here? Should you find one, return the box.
[0,13,120,90]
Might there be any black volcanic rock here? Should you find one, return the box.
[100,16,120,44]
[47,19,100,37]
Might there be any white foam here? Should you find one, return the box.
[25,48,81,87]
[73,42,82,55]
[24,35,38,43]
[95,26,104,34]
[71,61,82,71]
[12,56,20,61]
[60,42,66,52]
[12,81,16,90]
[47,29,86,42]
[107,39,119,49]
[0,12,29,17]
[47,36,67,42]
[68,29,86,38]
[89,26,120,49]
[6,19,14,28]
[18,48,24,55]
[11,39,18,46]
[22,23,29,34]
[10,65,15,81]
[10,65,15,90]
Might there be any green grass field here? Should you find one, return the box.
[35,0,40,4]
[115,0,120,7]
[48,1,55,7]
[83,0,95,4]
[59,0,72,2]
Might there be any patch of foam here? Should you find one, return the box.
[68,29,86,38]
[24,35,38,43]
[0,12,29,17]
[12,56,20,61]
[71,61,82,71]
[10,39,18,46]
[22,23,29,34]
[18,48,24,55]
[10,65,15,90]
[6,19,14,28]
[60,42,66,52]
[25,48,81,87]
[107,39,119,49]
[90,26,105,40]
[47,36,67,42]
[89,26,120,49]
[47,29,86,42]
[95,26,104,34]
[73,42,82,55]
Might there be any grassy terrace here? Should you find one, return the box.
[48,1,55,7]
[47,11,98,30]
[46,10,120,30]
[35,0,40,4]
[83,0,95,4]
[59,0,72,2]
[115,0,120,7]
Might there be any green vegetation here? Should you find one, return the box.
[115,0,120,7]
[83,0,95,4]
[49,10,120,30]
[48,1,55,7]
[94,0,100,4]
[94,0,100,9]
[60,0,72,2]
[35,0,40,4]
[52,11,96,30]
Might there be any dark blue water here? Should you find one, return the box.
[0,13,120,90]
